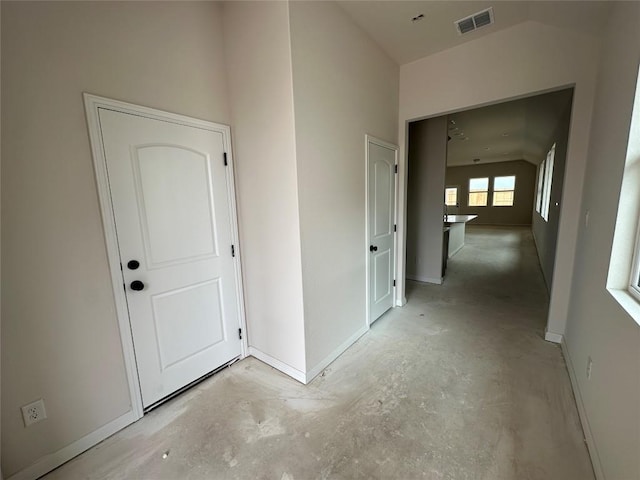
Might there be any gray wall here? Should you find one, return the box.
[563,3,640,478]
[445,160,537,225]
[289,1,399,369]
[1,2,232,476]
[531,102,572,291]
[406,117,448,284]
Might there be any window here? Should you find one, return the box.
[468,177,488,206]
[445,187,458,206]
[493,175,516,206]
[535,160,545,213]
[541,144,556,221]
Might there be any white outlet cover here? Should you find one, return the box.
[21,398,47,427]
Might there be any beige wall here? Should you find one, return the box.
[288,1,399,371]
[446,160,537,226]
[564,3,640,478]
[398,20,600,339]
[532,103,572,291]
[406,118,448,283]
[222,1,307,375]
[1,2,231,476]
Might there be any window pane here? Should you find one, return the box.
[542,144,556,221]
[493,191,514,206]
[536,160,545,213]
[468,191,488,206]
[469,177,489,192]
[445,187,457,206]
[494,175,516,191]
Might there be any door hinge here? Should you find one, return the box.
[394,224,397,232]
[393,279,396,287]
[238,328,242,340]
[394,164,398,174]
[231,245,236,257]
[223,152,228,166]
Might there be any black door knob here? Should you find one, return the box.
[127,260,140,270]
[369,245,378,252]
[130,280,145,291]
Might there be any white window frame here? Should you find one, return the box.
[492,175,516,207]
[629,219,640,302]
[445,186,459,207]
[535,160,545,213]
[468,177,489,207]
[541,144,556,221]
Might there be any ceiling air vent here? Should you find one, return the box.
[455,7,494,35]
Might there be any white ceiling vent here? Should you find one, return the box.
[455,7,494,35]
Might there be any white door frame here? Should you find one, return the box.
[84,93,248,420]
[365,135,400,327]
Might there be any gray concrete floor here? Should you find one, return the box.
[45,226,594,480]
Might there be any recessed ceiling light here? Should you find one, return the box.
[411,13,425,22]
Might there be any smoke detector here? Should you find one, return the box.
[455,7,494,35]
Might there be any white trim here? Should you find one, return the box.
[396,297,407,307]
[83,94,145,421]
[561,338,605,480]
[544,331,563,343]
[248,347,306,384]
[304,324,369,383]
[448,243,464,258]
[365,135,399,326]
[82,93,246,465]
[7,410,138,480]
[406,274,443,285]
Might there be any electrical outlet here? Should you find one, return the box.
[586,356,593,380]
[21,399,47,427]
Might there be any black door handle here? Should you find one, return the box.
[127,260,140,270]
[369,245,378,252]
[130,280,145,291]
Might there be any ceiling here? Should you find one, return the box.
[445,89,574,167]
[336,2,595,167]
[337,1,612,65]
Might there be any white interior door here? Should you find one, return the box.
[99,108,242,409]
[368,138,397,324]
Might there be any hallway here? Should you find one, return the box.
[45,226,593,480]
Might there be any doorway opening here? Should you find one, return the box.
[403,87,574,334]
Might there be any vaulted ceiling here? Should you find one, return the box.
[336,2,601,167]
[446,89,574,167]
[337,1,612,65]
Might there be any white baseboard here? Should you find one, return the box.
[406,274,442,285]
[8,410,139,480]
[448,244,464,258]
[396,296,407,307]
[561,338,605,480]
[305,324,369,383]
[544,331,564,343]
[248,347,307,384]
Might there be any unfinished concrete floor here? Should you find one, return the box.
[45,226,594,480]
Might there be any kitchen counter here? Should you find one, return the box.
[444,214,477,257]
[444,214,478,224]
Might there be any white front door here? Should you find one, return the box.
[367,138,397,324]
[99,108,242,409]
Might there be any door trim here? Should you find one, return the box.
[83,93,248,423]
[365,135,399,326]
